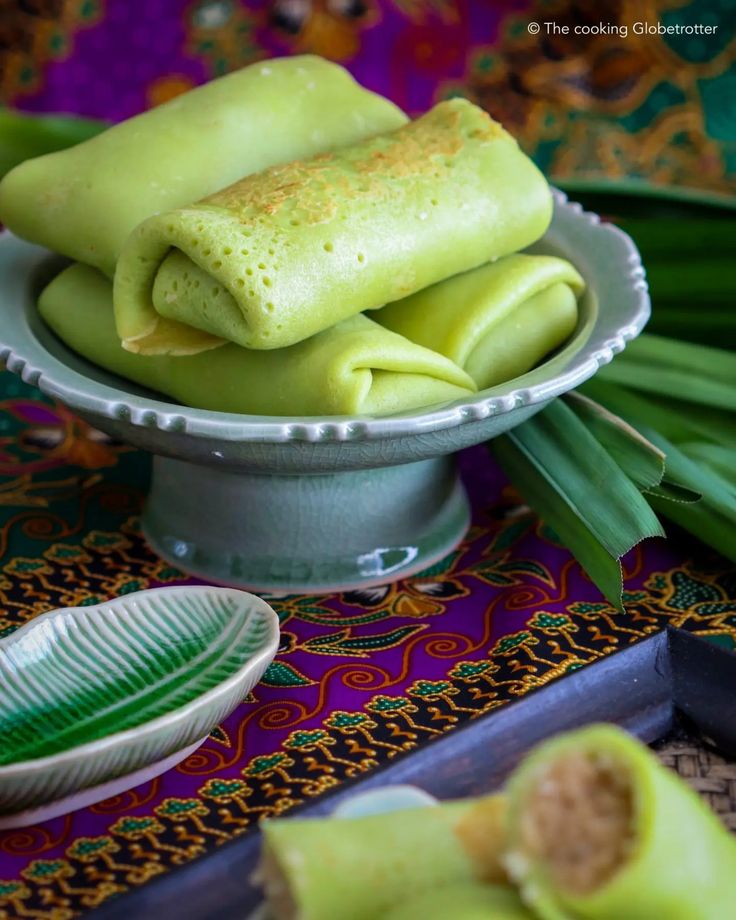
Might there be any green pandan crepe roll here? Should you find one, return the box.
[504,724,736,920]
[259,794,508,920]
[39,264,475,417]
[384,883,533,920]
[113,98,552,356]
[375,254,584,390]
[0,56,406,277]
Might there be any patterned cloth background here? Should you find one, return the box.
[2,0,736,190]
[0,1,735,917]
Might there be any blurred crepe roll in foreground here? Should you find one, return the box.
[0,56,407,277]
[375,254,584,390]
[40,264,475,417]
[384,884,533,920]
[113,98,552,355]
[504,724,736,920]
[259,793,507,920]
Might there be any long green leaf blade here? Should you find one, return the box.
[596,363,736,412]
[649,496,736,564]
[565,392,665,491]
[492,401,665,609]
[622,335,736,385]
[580,379,736,448]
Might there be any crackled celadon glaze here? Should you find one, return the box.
[0,192,650,591]
[0,586,279,821]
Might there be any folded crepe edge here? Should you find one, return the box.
[121,314,226,356]
[445,255,587,367]
[41,263,476,417]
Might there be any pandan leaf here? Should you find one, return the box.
[644,480,701,504]
[649,496,736,564]
[565,392,665,491]
[679,443,736,490]
[597,362,736,412]
[580,378,736,448]
[637,427,736,525]
[0,109,108,179]
[491,400,664,610]
[622,335,736,386]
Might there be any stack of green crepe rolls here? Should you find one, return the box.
[0,55,585,418]
[259,725,736,919]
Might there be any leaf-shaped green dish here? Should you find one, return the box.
[0,586,279,825]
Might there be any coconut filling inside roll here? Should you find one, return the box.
[518,750,636,896]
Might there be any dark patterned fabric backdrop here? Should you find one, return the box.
[0,2,735,917]
[2,0,735,190]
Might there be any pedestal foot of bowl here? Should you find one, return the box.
[141,454,470,593]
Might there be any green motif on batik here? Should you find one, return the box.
[529,612,576,631]
[273,595,390,628]
[366,696,413,714]
[199,778,249,801]
[475,557,553,588]
[0,881,25,898]
[667,571,725,610]
[413,550,461,579]
[155,798,207,818]
[110,816,164,839]
[662,0,733,62]
[493,631,537,655]
[209,725,231,746]
[45,544,89,564]
[21,861,69,881]
[325,712,371,730]
[619,82,686,133]
[706,634,736,652]
[66,837,117,860]
[304,625,423,658]
[569,601,610,615]
[4,558,49,575]
[261,661,314,688]
[244,753,290,777]
[84,532,130,552]
[489,516,534,554]
[449,661,496,680]
[284,730,329,750]
[156,565,185,581]
[408,680,453,698]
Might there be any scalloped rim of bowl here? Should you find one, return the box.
[0,586,280,779]
[0,188,649,443]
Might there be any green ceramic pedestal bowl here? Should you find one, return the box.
[0,191,649,592]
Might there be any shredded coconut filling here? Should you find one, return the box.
[519,750,635,895]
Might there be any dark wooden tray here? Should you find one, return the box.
[90,627,736,920]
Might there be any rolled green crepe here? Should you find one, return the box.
[39,264,475,417]
[0,56,406,277]
[504,724,736,920]
[375,254,584,390]
[259,794,508,919]
[113,98,552,355]
[384,884,533,920]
